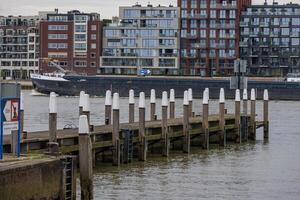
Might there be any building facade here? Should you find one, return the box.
[39,10,102,75]
[240,2,300,76]
[0,15,40,79]
[178,0,251,76]
[100,4,180,75]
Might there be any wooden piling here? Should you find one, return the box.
[105,90,112,125]
[242,89,248,140]
[263,89,269,139]
[78,115,93,200]
[203,89,209,149]
[49,92,58,155]
[161,91,169,156]
[150,89,156,121]
[138,92,147,161]
[235,89,241,143]
[182,90,190,153]
[112,93,120,166]
[129,89,135,123]
[169,89,175,119]
[219,88,225,146]
[79,91,85,116]
[250,89,256,140]
[242,89,248,116]
[188,88,193,117]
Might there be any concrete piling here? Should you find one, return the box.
[263,89,269,139]
[169,89,175,119]
[78,115,93,200]
[235,89,241,143]
[219,88,225,146]
[150,89,156,121]
[138,92,147,161]
[105,90,112,125]
[250,89,256,140]
[129,89,135,123]
[48,92,58,155]
[112,93,120,166]
[161,91,169,156]
[79,91,85,116]
[188,88,193,117]
[182,90,190,153]
[202,89,209,149]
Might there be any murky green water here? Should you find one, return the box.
[23,90,300,199]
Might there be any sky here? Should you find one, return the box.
[0,0,299,19]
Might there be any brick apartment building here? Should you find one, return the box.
[39,10,102,75]
[178,0,251,76]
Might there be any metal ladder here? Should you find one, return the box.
[62,156,74,200]
[123,130,134,163]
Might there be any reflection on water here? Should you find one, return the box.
[23,91,300,199]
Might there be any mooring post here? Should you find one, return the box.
[161,91,169,156]
[241,89,248,140]
[105,90,112,125]
[112,93,120,166]
[182,90,190,153]
[219,88,225,147]
[235,89,241,143]
[150,89,156,121]
[250,89,256,140]
[82,94,90,126]
[78,115,93,200]
[48,92,58,155]
[129,89,135,123]
[79,91,85,116]
[188,88,193,117]
[263,89,269,139]
[138,92,147,161]
[169,89,175,119]
[202,89,209,149]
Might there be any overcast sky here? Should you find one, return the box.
[0,0,299,19]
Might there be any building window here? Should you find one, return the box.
[91,43,96,49]
[91,34,96,40]
[220,10,226,19]
[229,10,236,18]
[48,15,68,22]
[91,25,97,31]
[74,60,87,67]
[75,34,86,41]
[75,25,86,32]
[48,61,67,67]
[210,10,216,18]
[48,34,68,39]
[48,43,68,49]
[75,15,88,23]
[105,29,120,37]
[191,0,197,8]
[48,25,68,30]
[182,0,187,8]
[74,43,87,51]
[200,29,206,38]
[210,30,216,38]
[292,38,300,46]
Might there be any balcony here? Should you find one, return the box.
[239,41,248,47]
[291,32,300,37]
[159,53,177,57]
[191,43,206,48]
[270,32,279,37]
[249,32,258,37]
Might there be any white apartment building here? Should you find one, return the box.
[100,4,180,75]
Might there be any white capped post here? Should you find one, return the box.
[169,89,175,118]
[49,92,58,155]
[235,89,241,143]
[138,91,147,161]
[202,89,209,149]
[150,89,156,121]
[183,90,190,153]
[112,92,120,166]
[161,91,169,156]
[129,89,135,123]
[104,90,112,125]
[79,91,85,116]
[49,93,57,114]
[82,94,91,126]
[250,88,256,140]
[263,89,269,139]
[78,115,93,199]
[219,88,225,146]
[162,91,168,107]
[20,92,24,135]
[188,88,193,117]
[242,89,248,115]
[183,90,189,105]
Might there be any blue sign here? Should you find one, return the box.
[0,98,20,159]
[139,69,151,76]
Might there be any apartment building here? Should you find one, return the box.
[39,10,102,75]
[100,4,180,75]
[240,2,300,76]
[0,15,41,79]
[178,0,251,76]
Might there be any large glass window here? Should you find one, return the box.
[75,25,86,32]
[48,43,68,49]
[281,28,289,36]
[48,34,68,39]
[74,43,87,51]
[142,39,158,47]
[48,25,68,30]
[292,18,300,26]
[292,38,300,46]
[124,9,140,18]
[75,34,86,41]
[75,15,87,23]
[105,29,120,37]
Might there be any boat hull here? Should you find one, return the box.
[31,75,300,100]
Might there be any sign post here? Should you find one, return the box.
[0,83,21,159]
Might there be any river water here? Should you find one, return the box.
[22,90,300,200]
